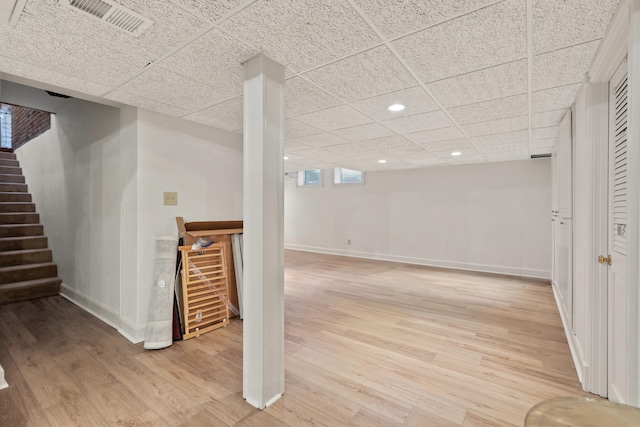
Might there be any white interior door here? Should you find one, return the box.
[607,58,629,404]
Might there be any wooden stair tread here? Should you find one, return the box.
[0,248,51,257]
[0,277,61,303]
[0,276,62,290]
[0,261,57,273]
[0,236,47,242]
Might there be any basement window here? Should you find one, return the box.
[297,169,322,187]
[334,168,363,185]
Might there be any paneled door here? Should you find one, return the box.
[607,58,629,403]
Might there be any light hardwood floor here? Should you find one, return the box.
[0,250,591,426]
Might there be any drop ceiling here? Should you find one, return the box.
[0,0,620,172]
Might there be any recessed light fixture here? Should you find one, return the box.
[283,156,289,160]
[451,151,462,156]
[388,103,405,112]
[378,159,387,164]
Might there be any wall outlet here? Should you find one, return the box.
[163,191,178,206]
[347,239,351,245]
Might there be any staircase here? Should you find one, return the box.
[0,151,61,303]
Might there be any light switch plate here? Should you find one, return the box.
[163,192,178,206]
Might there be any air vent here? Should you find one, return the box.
[531,153,552,159]
[46,91,72,99]
[60,0,153,37]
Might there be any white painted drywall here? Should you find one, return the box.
[134,109,243,330]
[285,159,552,278]
[17,103,243,343]
[17,99,122,325]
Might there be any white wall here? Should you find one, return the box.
[17,102,243,343]
[285,159,552,279]
[17,99,123,325]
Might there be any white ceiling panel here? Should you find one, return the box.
[532,127,558,140]
[420,138,474,152]
[293,148,348,163]
[170,0,248,23]
[352,0,499,40]
[533,110,568,128]
[533,41,600,91]
[323,142,370,154]
[158,29,256,100]
[462,115,528,137]
[532,83,582,113]
[531,147,553,156]
[360,136,424,155]
[392,0,526,83]
[531,138,556,149]
[449,94,528,125]
[115,66,226,112]
[302,45,416,102]
[350,86,440,121]
[105,90,190,117]
[381,110,454,134]
[285,77,343,117]
[0,55,111,96]
[183,96,242,131]
[284,140,313,153]
[533,0,619,54]
[295,105,374,131]
[476,142,529,153]
[482,151,530,162]
[218,0,381,72]
[287,133,349,148]
[333,123,396,142]
[433,147,484,161]
[405,127,465,145]
[426,59,527,108]
[285,118,324,140]
[397,152,446,166]
[472,130,528,146]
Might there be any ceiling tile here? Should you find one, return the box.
[397,151,446,166]
[532,83,582,113]
[533,41,600,91]
[104,90,190,117]
[323,142,370,154]
[182,96,243,131]
[350,150,391,160]
[331,123,395,142]
[359,136,424,155]
[285,77,343,117]
[381,110,454,134]
[433,147,484,161]
[462,115,528,137]
[352,0,499,39]
[476,142,529,153]
[533,110,567,128]
[392,0,526,82]
[287,133,349,148]
[285,118,324,140]
[302,45,416,102]
[531,147,553,156]
[285,141,313,152]
[116,66,225,112]
[295,105,374,131]
[420,138,474,152]
[532,126,558,140]
[294,148,348,163]
[0,55,111,96]
[284,162,306,172]
[158,29,256,101]
[218,0,381,72]
[170,0,248,23]
[427,59,527,108]
[405,127,465,144]
[533,0,619,54]
[350,86,440,121]
[449,94,528,125]
[531,138,556,149]
[472,130,529,146]
[482,151,530,162]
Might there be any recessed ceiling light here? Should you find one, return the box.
[451,151,462,156]
[283,156,289,160]
[378,159,387,163]
[388,104,405,112]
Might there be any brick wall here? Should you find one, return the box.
[9,105,51,150]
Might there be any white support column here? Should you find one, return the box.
[242,53,285,409]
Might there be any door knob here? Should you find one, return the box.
[598,255,612,265]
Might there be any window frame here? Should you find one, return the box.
[333,168,365,186]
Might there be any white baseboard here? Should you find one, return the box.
[552,283,585,384]
[0,364,8,390]
[60,283,145,344]
[284,244,551,280]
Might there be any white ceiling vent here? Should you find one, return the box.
[60,0,153,37]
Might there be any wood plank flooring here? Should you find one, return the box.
[0,250,592,426]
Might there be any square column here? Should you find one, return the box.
[242,53,285,409]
